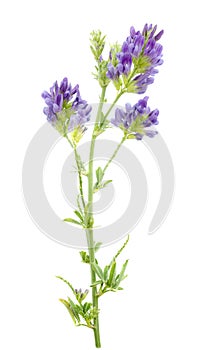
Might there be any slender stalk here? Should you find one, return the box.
[102,90,124,123]
[102,135,126,177]
[74,147,86,210]
[86,86,106,348]
[64,133,74,149]
[64,134,86,211]
[102,67,138,125]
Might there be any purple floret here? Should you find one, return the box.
[111,96,159,140]
[41,77,92,136]
[106,23,164,94]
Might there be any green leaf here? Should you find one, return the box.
[90,45,96,57]
[68,298,80,323]
[59,299,77,325]
[74,210,83,222]
[103,265,110,281]
[56,276,76,295]
[90,280,103,287]
[114,235,130,260]
[79,251,90,264]
[63,218,82,226]
[115,260,129,287]
[94,241,102,252]
[96,167,103,183]
[102,180,112,188]
[83,302,92,314]
[107,260,116,287]
[92,262,104,280]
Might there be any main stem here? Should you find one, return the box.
[74,147,86,210]
[86,86,106,348]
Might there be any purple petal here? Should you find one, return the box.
[155,30,164,41]
[41,91,51,99]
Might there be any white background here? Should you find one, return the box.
[1,0,197,349]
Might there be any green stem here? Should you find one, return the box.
[64,133,74,149]
[102,135,126,177]
[86,86,106,348]
[100,66,138,127]
[74,147,86,210]
[102,90,124,123]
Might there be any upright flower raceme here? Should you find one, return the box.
[111,96,159,140]
[42,77,92,143]
[106,24,164,93]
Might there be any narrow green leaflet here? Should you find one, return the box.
[68,298,81,323]
[102,180,112,188]
[56,276,76,295]
[74,210,84,222]
[63,218,82,226]
[103,265,110,281]
[96,167,103,183]
[83,302,92,314]
[59,299,77,325]
[92,262,104,281]
[114,235,130,260]
[107,260,116,287]
[94,241,102,252]
[115,260,129,287]
[94,166,112,192]
[90,280,103,287]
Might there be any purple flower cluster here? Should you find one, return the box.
[111,96,159,140]
[106,24,164,93]
[131,68,157,94]
[41,77,91,136]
